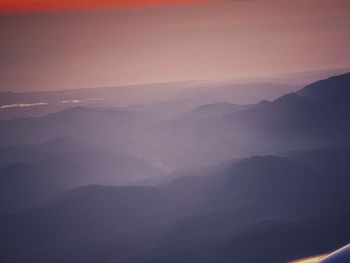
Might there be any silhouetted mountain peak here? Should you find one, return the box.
[256,99,271,106]
[273,92,309,105]
[298,72,350,100]
[184,102,249,119]
[195,102,240,111]
[48,106,135,118]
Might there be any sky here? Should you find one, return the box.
[0,0,213,12]
[0,0,350,91]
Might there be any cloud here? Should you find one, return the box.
[61,98,103,104]
[0,102,48,109]
[86,98,104,102]
[61,99,82,104]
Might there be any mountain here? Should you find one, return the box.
[0,185,194,263]
[1,72,350,262]
[298,72,350,100]
[182,102,251,119]
[164,72,350,165]
[131,147,350,263]
[0,73,349,169]
[0,81,295,120]
[0,106,155,147]
[0,160,85,214]
[0,149,159,214]
[0,136,90,168]
[1,146,350,263]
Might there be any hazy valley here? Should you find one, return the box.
[1,73,350,262]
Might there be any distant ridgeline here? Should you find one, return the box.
[1,73,350,263]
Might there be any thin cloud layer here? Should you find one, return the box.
[0,102,48,109]
[61,98,103,104]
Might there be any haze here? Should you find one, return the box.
[1,0,349,91]
[1,1,350,261]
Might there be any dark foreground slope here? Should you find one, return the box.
[1,146,350,263]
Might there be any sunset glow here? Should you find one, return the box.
[1,0,350,261]
[0,0,214,12]
[2,0,350,91]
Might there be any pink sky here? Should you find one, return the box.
[0,0,349,91]
[0,0,214,12]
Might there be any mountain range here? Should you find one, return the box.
[1,72,350,262]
